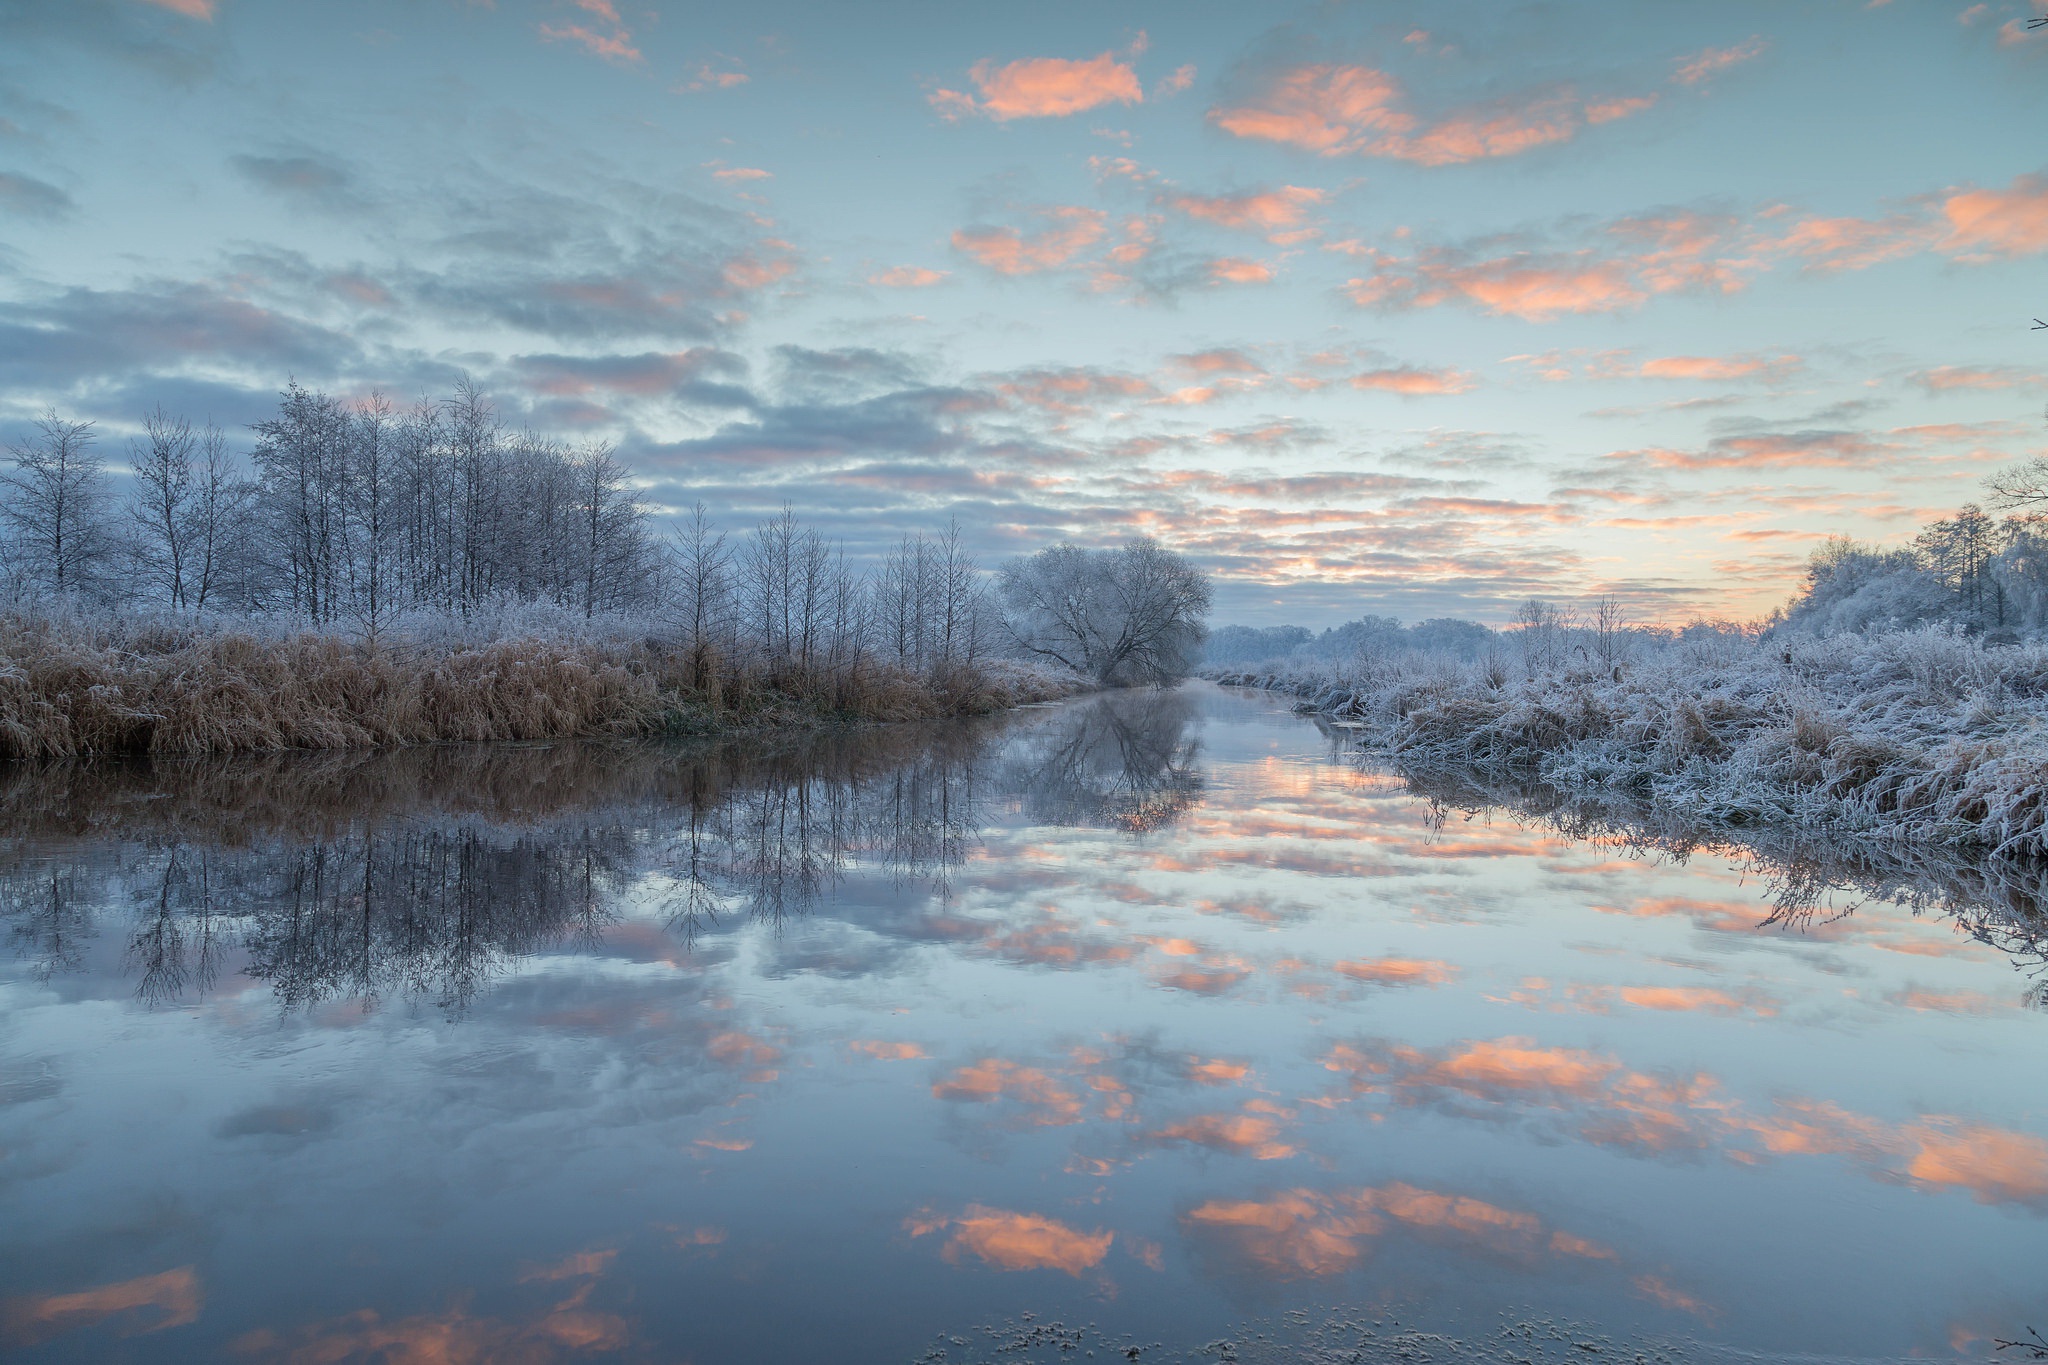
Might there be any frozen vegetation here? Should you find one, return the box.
[1209,484,2048,870]
[0,384,1227,757]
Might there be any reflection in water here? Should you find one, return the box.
[1005,688,1203,833]
[1388,754,2048,993]
[9,685,2048,1365]
[0,693,1206,1012]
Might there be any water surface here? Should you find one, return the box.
[3,684,2044,1362]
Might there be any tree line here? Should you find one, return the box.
[0,381,1214,692]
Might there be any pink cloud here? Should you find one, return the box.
[1943,174,2048,258]
[1637,353,1798,381]
[707,165,771,181]
[1910,364,2047,392]
[1209,257,1275,284]
[540,15,639,63]
[1349,252,1646,320]
[137,0,214,16]
[1168,185,1325,238]
[869,265,949,288]
[1672,37,1768,86]
[952,207,1108,275]
[932,52,1144,121]
[685,61,750,91]
[1208,64,1658,165]
[1350,365,1476,395]
[1155,64,1198,98]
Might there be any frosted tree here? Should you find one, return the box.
[1,410,115,599]
[999,537,1210,686]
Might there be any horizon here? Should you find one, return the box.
[3,0,2045,630]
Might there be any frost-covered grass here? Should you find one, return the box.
[1212,626,2048,862]
[0,605,1086,760]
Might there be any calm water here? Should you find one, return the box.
[3,684,2045,1363]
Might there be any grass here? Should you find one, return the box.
[0,609,1084,760]
[1212,625,2048,863]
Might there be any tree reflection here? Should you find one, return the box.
[1005,689,1203,834]
[0,717,1020,1014]
[1403,765,2048,990]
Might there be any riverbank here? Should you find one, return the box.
[0,610,1086,760]
[1213,626,2048,862]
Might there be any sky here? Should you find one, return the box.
[1,0,2045,626]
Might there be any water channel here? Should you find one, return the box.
[2,684,2043,1362]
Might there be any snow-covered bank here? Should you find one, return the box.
[0,608,1085,760]
[1214,627,2048,862]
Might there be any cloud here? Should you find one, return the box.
[869,265,948,288]
[136,0,212,16]
[539,0,639,64]
[1349,365,1475,396]
[908,1206,1114,1275]
[1150,1110,1297,1159]
[3,1267,202,1348]
[1207,256,1274,284]
[1181,1182,1620,1282]
[932,1057,1085,1126]
[1154,64,1197,98]
[707,164,771,182]
[1208,64,1659,165]
[231,152,359,210]
[931,51,1143,121]
[510,348,752,405]
[683,59,748,91]
[1167,185,1323,238]
[0,170,72,219]
[1910,364,2048,392]
[952,206,1108,275]
[1942,173,2048,258]
[1672,37,1767,86]
[1332,956,1455,985]
[1635,353,1798,381]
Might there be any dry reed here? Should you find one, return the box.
[0,611,1084,761]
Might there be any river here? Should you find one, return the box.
[1,683,2043,1362]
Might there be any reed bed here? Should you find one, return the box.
[0,609,1084,761]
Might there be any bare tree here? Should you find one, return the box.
[999,537,1210,686]
[1,410,114,599]
[127,406,196,609]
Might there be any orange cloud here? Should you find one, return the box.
[1209,64,1657,165]
[869,266,948,288]
[1155,64,1198,97]
[1349,366,1475,396]
[708,165,771,182]
[1333,956,1455,986]
[932,52,1143,121]
[1911,364,2046,392]
[137,0,214,15]
[848,1040,928,1060]
[4,1268,202,1347]
[1672,37,1767,86]
[233,1286,628,1362]
[1209,257,1274,284]
[518,1250,617,1283]
[909,1206,1115,1274]
[932,1058,1085,1125]
[1637,353,1793,381]
[953,207,1108,275]
[1182,1182,1618,1281]
[1151,1111,1298,1159]
[1943,174,2048,258]
[539,0,640,64]
[1168,186,1324,237]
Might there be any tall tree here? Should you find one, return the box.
[1,410,114,598]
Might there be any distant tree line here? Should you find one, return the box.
[1777,501,2048,639]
